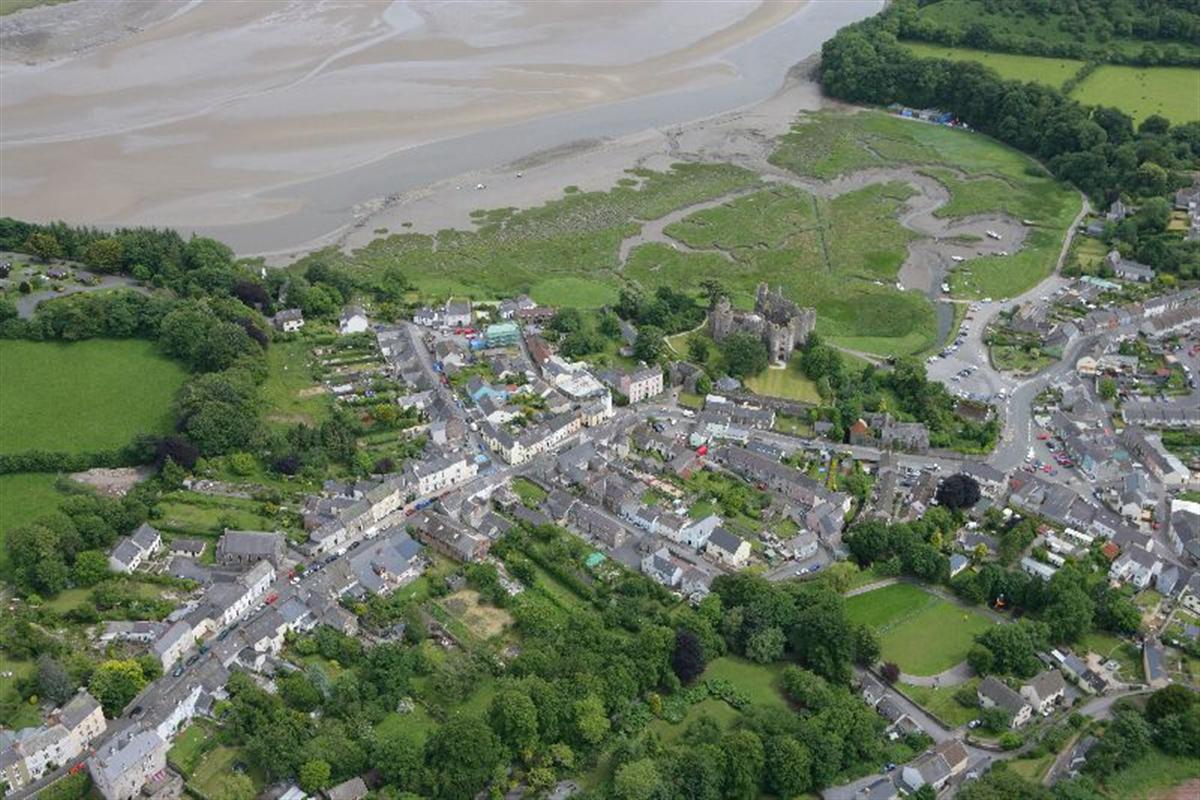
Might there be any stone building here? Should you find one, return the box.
[708,284,816,365]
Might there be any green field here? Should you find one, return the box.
[0,656,39,729]
[900,678,981,727]
[1099,750,1200,799]
[0,472,66,576]
[1071,65,1200,123]
[901,42,1084,88]
[845,583,995,676]
[0,339,186,453]
[770,112,1080,301]
[744,358,822,403]
[261,337,330,426]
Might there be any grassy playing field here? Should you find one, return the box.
[0,339,186,453]
[1070,65,1200,123]
[845,582,995,676]
[901,42,1084,89]
[744,359,822,403]
[900,678,981,727]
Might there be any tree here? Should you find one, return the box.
[764,735,811,797]
[745,626,785,664]
[489,687,539,753]
[936,474,981,510]
[672,629,706,683]
[210,774,256,800]
[71,550,110,587]
[573,694,610,746]
[980,706,1012,733]
[721,729,765,800]
[25,232,62,263]
[36,655,74,706]
[968,644,995,676]
[720,332,768,378]
[89,659,147,716]
[688,335,711,364]
[614,758,660,800]
[854,624,881,666]
[299,760,332,794]
[424,716,504,799]
[1145,684,1196,723]
[880,662,901,684]
[633,325,665,362]
[83,238,124,272]
[1098,377,1117,401]
[1045,582,1093,644]
[376,729,429,791]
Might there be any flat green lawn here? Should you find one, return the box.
[1099,750,1200,799]
[901,42,1084,89]
[845,583,995,675]
[703,657,790,710]
[511,477,548,506]
[167,721,215,777]
[528,277,618,308]
[156,492,279,537]
[0,339,186,453]
[744,358,821,403]
[0,472,64,575]
[261,337,330,426]
[1009,752,1055,783]
[1078,631,1141,680]
[188,745,266,796]
[900,678,980,727]
[375,705,439,743]
[1070,65,1200,124]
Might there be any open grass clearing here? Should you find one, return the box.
[188,745,266,797]
[845,582,995,676]
[1098,750,1200,799]
[438,589,514,640]
[900,42,1084,89]
[900,678,980,728]
[0,472,65,576]
[1009,752,1056,783]
[0,339,186,454]
[1070,65,1200,124]
[703,656,791,711]
[511,477,547,506]
[375,704,439,744]
[744,358,821,404]
[261,337,330,426]
[167,721,216,777]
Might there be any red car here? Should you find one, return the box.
[1042,465,1053,473]
[265,593,278,605]
[1036,432,1050,440]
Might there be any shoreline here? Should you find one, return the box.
[1,0,885,255]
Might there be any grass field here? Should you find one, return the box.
[0,656,39,729]
[770,112,1080,302]
[261,337,330,426]
[744,358,821,403]
[1070,65,1200,123]
[1078,631,1142,680]
[1099,751,1200,799]
[845,583,995,676]
[0,472,65,574]
[901,678,981,727]
[901,42,1084,88]
[0,339,186,454]
[188,745,266,797]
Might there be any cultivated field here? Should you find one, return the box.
[845,582,995,676]
[0,339,186,453]
[1071,66,1200,123]
[901,42,1084,88]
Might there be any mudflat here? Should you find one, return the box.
[1,0,837,246]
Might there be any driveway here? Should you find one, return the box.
[14,274,148,318]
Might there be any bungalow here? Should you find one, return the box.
[900,752,951,794]
[168,538,206,558]
[948,553,970,578]
[273,308,304,332]
[977,675,1033,727]
[1021,670,1067,716]
[788,530,819,561]
[413,306,441,327]
[325,777,369,800]
[338,305,369,335]
[706,527,751,569]
[1021,556,1058,582]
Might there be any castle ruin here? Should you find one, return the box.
[709,284,816,365]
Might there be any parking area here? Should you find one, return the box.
[926,301,1017,402]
